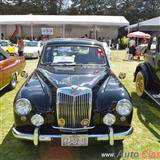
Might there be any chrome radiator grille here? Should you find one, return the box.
[56,86,92,128]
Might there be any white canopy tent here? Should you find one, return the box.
[0,15,129,39]
[0,15,129,25]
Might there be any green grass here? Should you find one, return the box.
[0,52,160,160]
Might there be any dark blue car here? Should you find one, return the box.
[12,39,133,146]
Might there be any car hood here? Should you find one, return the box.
[16,64,131,114]
[1,46,8,50]
[23,47,39,53]
[37,65,110,88]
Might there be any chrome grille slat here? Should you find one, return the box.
[56,87,92,128]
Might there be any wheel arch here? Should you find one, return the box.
[134,63,153,86]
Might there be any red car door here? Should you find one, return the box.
[0,53,8,89]
[0,53,12,90]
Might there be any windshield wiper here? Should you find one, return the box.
[41,62,107,67]
[41,62,78,66]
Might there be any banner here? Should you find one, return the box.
[41,28,54,35]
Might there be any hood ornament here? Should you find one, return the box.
[71,85,78,96]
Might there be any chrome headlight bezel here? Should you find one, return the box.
[15,98,32,116]
[116,99,132,116]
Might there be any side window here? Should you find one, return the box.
[0,53,6,61]
[158,37,160,53]
[149,37,157,53]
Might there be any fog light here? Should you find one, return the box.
[103,113,116,126]
[31,114,44,127]
[81,119,89,127]
[58,118,65,127]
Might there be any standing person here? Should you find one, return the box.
[17,37,24,56]
[84,34,88,38]
[129,38,136,47]
[1,33,4,39]
[128,38,136,59]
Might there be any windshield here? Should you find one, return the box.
[41,45,106,65]
[0,41,9,47]
[25,41,38,47]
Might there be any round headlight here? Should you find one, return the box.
[103,113,116,126]
[116,99,132,116]
[31,114,44,127]
[15,98,32,116]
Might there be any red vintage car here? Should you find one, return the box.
[0,48,26,91]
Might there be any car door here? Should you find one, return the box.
[0,52,14,90]
[154,36,160,80]
[145,36,158,69]
[0,52,8,90]
[146,36,160,81]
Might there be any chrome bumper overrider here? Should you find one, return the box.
[12,127,133,146]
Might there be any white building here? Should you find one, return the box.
[0,15,129,40]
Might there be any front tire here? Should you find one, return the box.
[135,71,145,97]
[8,73,17,90]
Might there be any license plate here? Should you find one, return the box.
[61,135,88,146]
[28,53,32,56]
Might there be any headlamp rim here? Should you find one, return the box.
[15,98,32,116]
[116,99,132,116]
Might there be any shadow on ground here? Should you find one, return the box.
[131,92,160,141]
[0,87,12,97]
[0,128,123,160]
[0,80,21,97]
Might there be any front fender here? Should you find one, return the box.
[96,75,131,113]
[14,71,53,113]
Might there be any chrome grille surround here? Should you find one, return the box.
[56,86,92,129]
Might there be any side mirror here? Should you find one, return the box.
[21,71,28,78]
[119,72,126,80]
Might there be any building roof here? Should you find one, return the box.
[0,15,129,26]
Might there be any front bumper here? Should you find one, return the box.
[12,126,133,146]
[24,53,38,58]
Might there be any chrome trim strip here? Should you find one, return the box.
[12,127,133,145]
[52,125,95,131]
[145,90,160,106]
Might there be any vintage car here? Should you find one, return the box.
[0,48,25,91]
[23,41,43,58]
[134,34,160,105]
[0,40,18,55]
[12,39,133,146]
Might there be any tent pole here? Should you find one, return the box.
[94,25,97,40]
[31,23,33,40]
[0,25,2,39]
[63,24,65,38]
[127,26,130,48]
